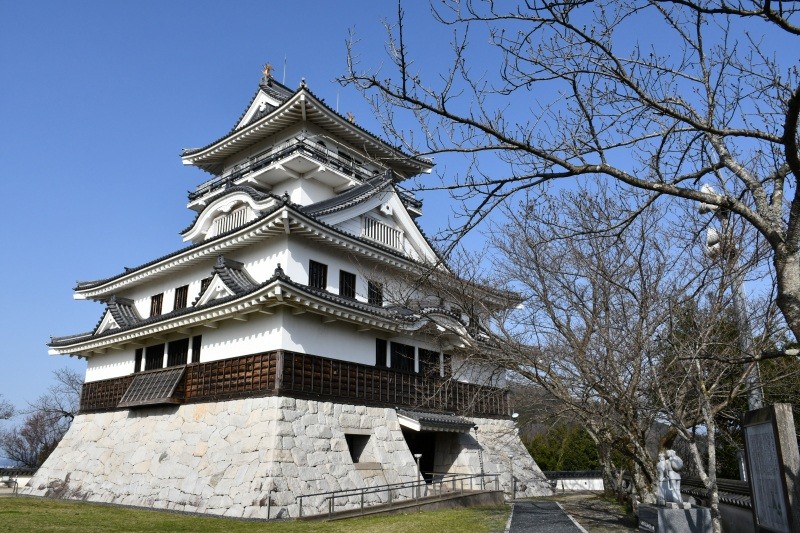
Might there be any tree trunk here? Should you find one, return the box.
[776,250,800,342]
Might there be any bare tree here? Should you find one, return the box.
[341,0,800,344]
[0,396,12,421]
[487,187,777,531]
[0,368,81,468]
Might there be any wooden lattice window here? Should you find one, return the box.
[390,342,415,373]
[173,285,189,310]
[375,339,388,368]
[309,260,327,290]
[167,338,189,367]
[150,293,163,317]
[134,348,143,373]
[339,270,356,299]
[419,349,440,377]
[200,277,212,294]
[144,344,165,371]
[368,281,383,306]
[191,335,202,363]
[363,217,403,250]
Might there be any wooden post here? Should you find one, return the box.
[743,403,800,532]
[274,351,284,395]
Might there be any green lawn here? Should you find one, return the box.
[0,497,509,533]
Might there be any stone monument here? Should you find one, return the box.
[742,403,800,532]
[639,450,711,533]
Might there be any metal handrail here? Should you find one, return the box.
[296,472,499,518]
[189,138,385,200]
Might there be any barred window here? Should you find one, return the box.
[390,342,415,373]
[150,293,163,317]
[191,335,202,363]
[166,338,189,367]
[368,281,383,306]
[375,338,388,368]
[309,260,328,290]
[340,270,356,299]
[144,343,165,371]
[419,348,440,377]
[174,285,189,310]
[200,277,213,294]
[134,348,143,373]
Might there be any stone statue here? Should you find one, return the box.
[656,449,684,505]
[656,452,669,501]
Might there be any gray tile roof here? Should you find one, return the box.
[53,265,462,349]
[189,255,259,306]
[396,409,476,432]
[181,83,432,171]
[106,296,142,326]
[301,173,393,217]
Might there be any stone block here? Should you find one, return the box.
[638,504,712,533]
[339,414,360,428]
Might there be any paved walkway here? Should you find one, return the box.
[507,501,588,532]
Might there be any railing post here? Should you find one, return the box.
[298,496,303,518]
[360,491,364,514]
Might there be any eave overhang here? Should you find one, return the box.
[74,204,435,301]
[52,277,420,357]
[181,88,433,179]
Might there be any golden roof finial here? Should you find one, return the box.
[262,63,273,79]
[346,112,356,123]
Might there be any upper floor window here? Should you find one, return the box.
[375,339,388,368]
[309,260,328,290]
[134,348,143,373]
[200,277,213,294]
[150,293,163,317]
[144,343,165,371]
[419,349,441,377]
[391,342,415,373]
[206,205,254,239]
[174,285,189,310]
[368,281,383,306]
[192,335,202,364]
[166,338,189,367]
[340,270,356,299]
[363,217,403,250]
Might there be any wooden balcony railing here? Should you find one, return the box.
[80,350,509,417]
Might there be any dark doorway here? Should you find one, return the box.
[402,428,437,482]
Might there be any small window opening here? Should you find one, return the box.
[309,260,328,290]
[150,293,163,317]
[345,434,371,463]
[340,270,356,299]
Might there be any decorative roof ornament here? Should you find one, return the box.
[262,63,273,79]
[346,112,356,123]
[300,77,307,89]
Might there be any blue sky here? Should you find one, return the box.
[0,1,460,413]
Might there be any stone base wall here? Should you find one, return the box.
[24,397,550,518]
[433,417,552,498]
